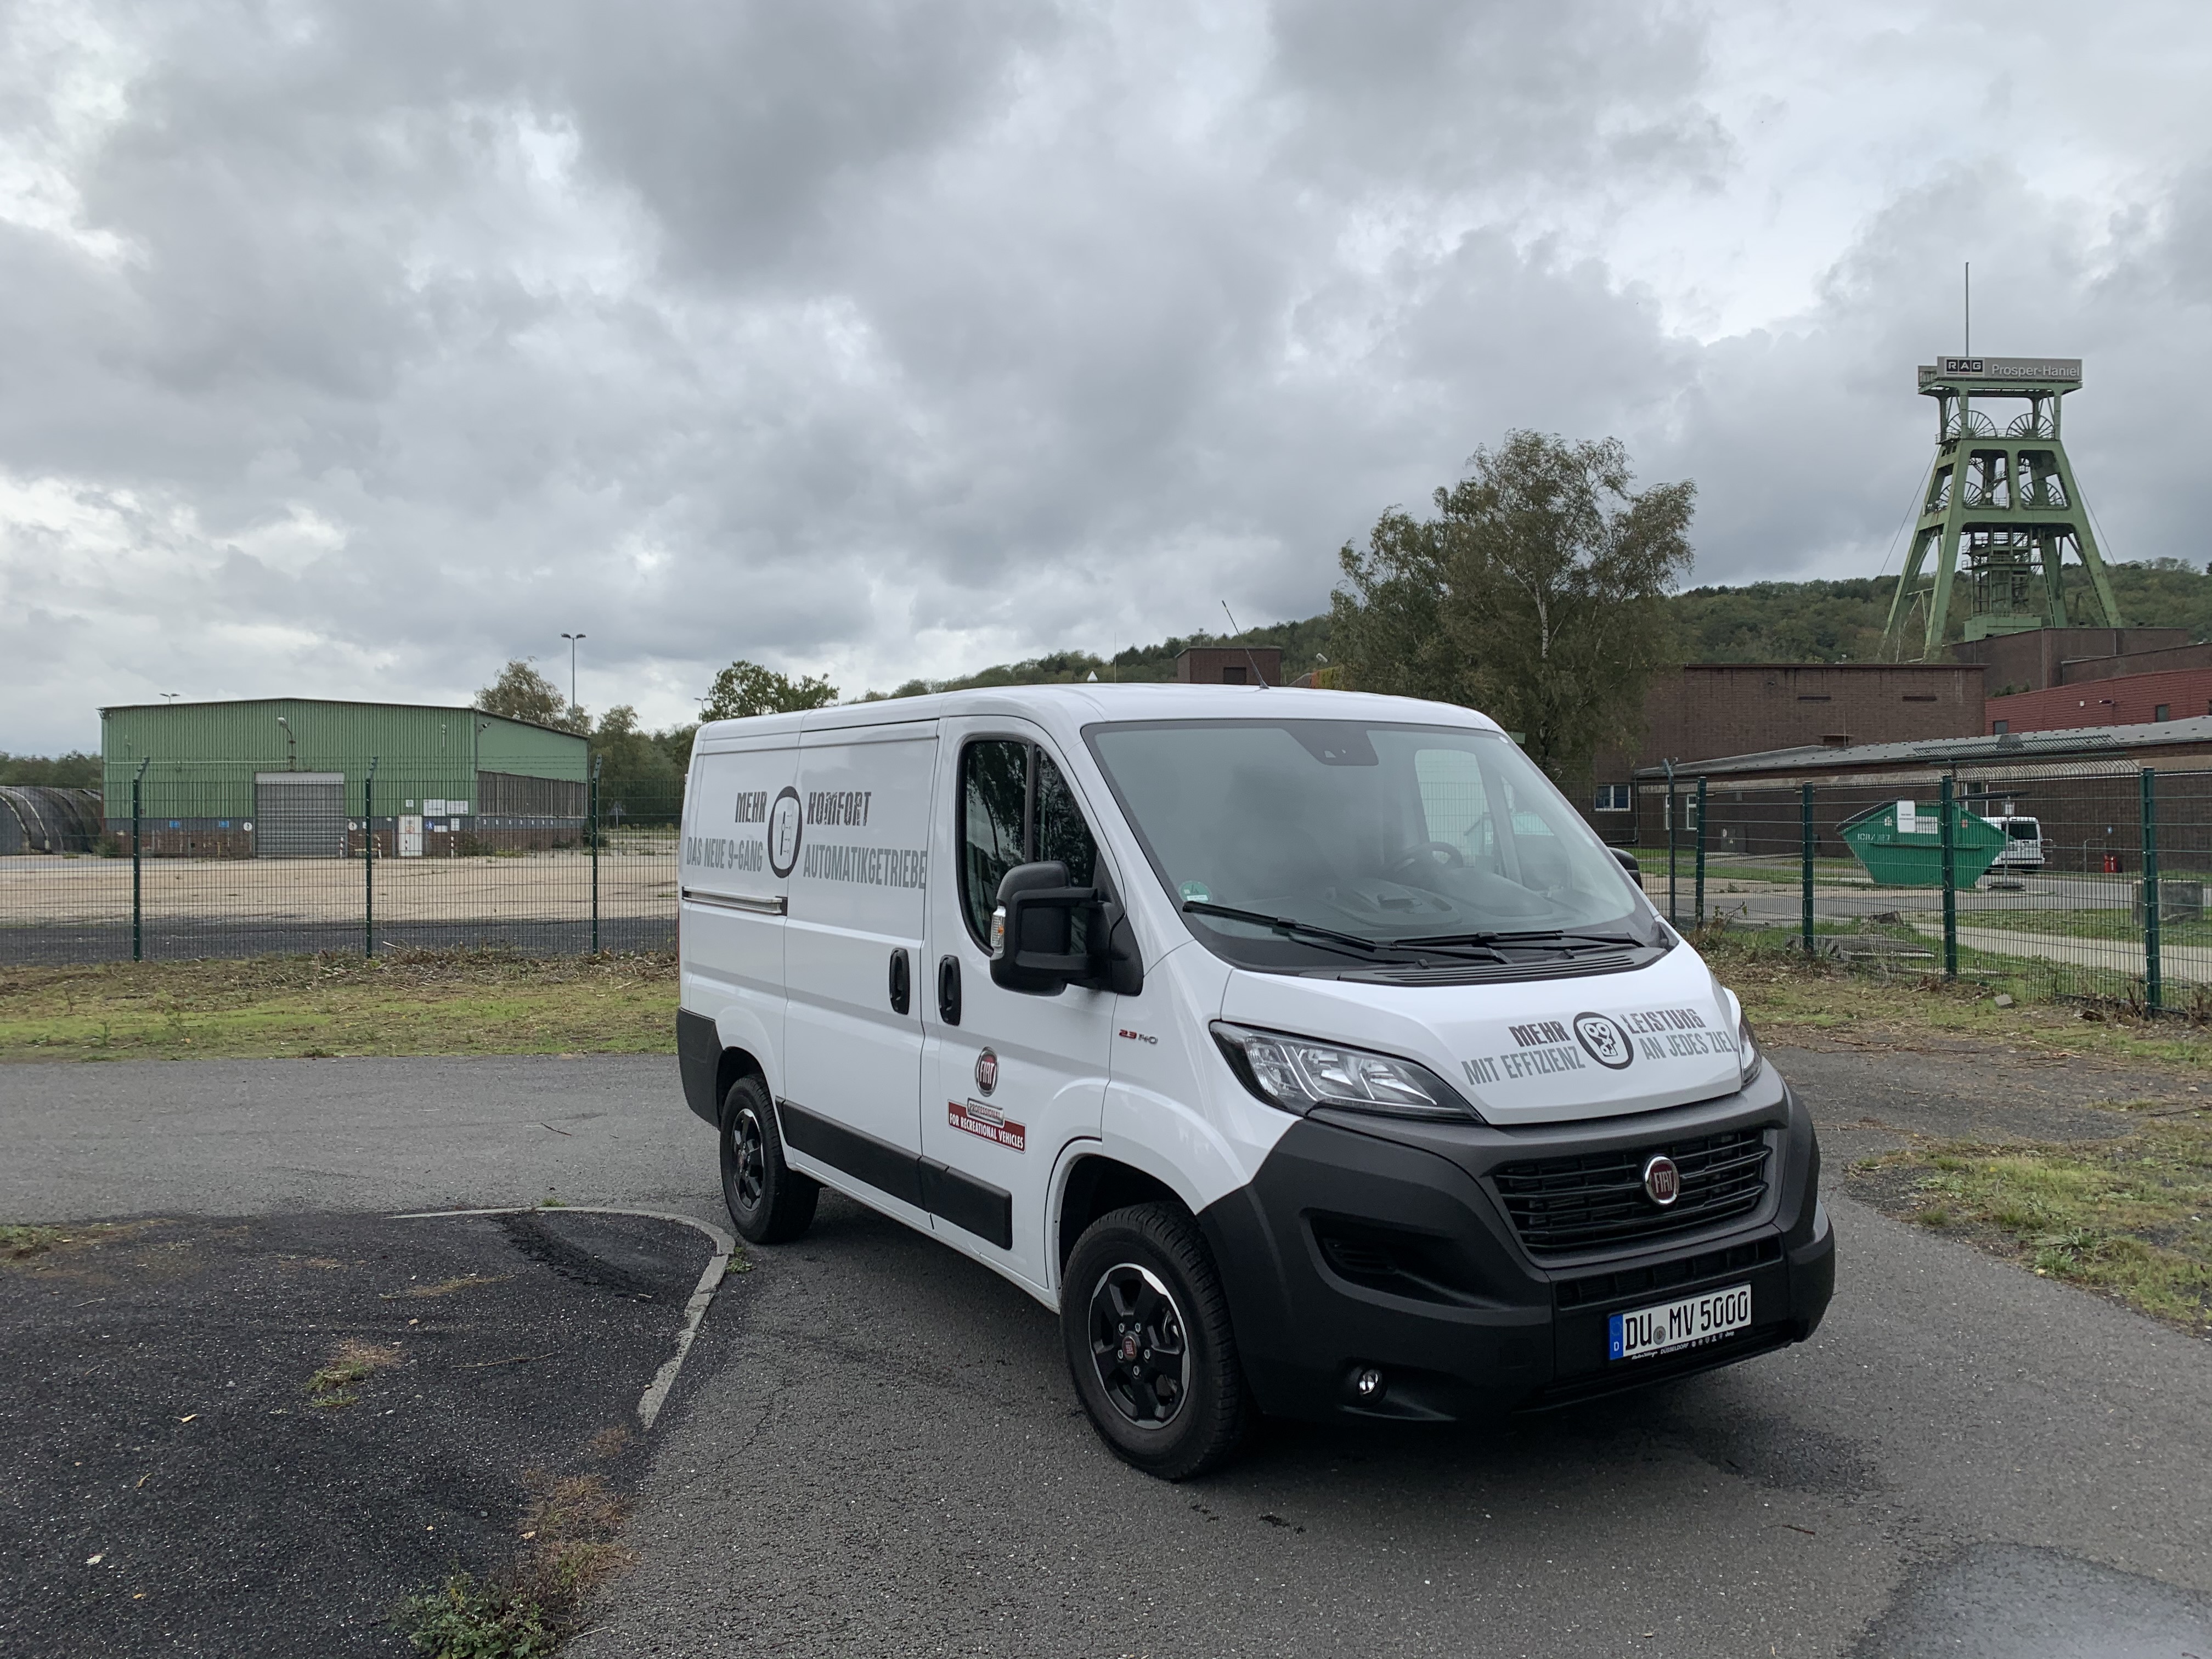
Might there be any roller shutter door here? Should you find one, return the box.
[254,772,346,859]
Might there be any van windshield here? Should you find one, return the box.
[1086,719,1658,970]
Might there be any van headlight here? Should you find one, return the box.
[1737,1011,1765,1092]
[1210,1022,1482,1123]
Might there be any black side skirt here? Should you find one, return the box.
[779,1100,1013,1250]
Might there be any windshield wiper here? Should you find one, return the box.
[1390,928,1651,951]
[1184,901,1508,966]
[1182,900,1395,960]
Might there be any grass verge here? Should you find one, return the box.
[1702,927,2212,1070]
[398,1472,633,1658]
[1849,1105,2212,1336]
[1703,929,2212,1334]
[0,949,677,1062]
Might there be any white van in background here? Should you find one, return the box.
[676,685,1834,1478]
[1986,814,2045,871]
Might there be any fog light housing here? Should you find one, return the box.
[1355,1367,1384,1398]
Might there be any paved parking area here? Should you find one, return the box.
[572,1181,2212,1659]
[3,1048,2209,1657]
[1,1206,720,1657]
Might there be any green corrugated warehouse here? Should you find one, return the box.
[101,698,589,858]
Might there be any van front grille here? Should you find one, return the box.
[1492,1128,1771,1256]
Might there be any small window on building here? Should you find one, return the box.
[1991,720,2008,735]
[1220,664,1246,684]
[2155,704,2171,722]
[1593,783,1633,812]
[1796,693,1831,702]
[1902,694,1937,702]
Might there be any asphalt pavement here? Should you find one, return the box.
[3,1049,2209,1657]
[0,1056,707,1226]
[1,1207,716,1657]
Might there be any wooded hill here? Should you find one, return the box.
[878,558,2212,697]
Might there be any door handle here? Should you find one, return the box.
[888,947,911,1016]
[936,955,961,1026]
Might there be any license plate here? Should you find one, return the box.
[1608,1283,1752,1362]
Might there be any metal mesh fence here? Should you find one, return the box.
[8,747,2211,1008]
[0,761,678,964]
[1638,758,2211,1011]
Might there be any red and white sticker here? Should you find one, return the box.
[949,1100,1026,1152]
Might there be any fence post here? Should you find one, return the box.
[131,757,150,962]
[1664,759,1678,927]
[1694,776,1708,930]
[590,755,602,957]
[364,758,378,958]
[2142,768,2162,1013]
[1799,782,1814,956]
[1939,774,1957,980]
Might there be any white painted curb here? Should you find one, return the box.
[389,1204,736,1430]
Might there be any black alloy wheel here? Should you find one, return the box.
[1088,1262,1192,1429]
[1061,1201,1250,1480]
[719,1075,819,1245]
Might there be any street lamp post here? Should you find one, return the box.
[561,632,586,717]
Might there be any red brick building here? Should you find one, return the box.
[1987,668,2212,736]
[1586,662,1984,837]
[1176,645,1282,685]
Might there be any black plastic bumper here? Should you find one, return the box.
[1195,1068,1833,1424]
[677,1008,723,1127]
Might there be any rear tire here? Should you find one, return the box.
[719,1075,818,1245]
[1062,1202,1250,1480]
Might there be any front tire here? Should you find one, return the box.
[1062,1202,1250,1480]
[719,1076,818,1245]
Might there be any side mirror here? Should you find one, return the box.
[1612,848,1644,890]
[989,861,1144,996]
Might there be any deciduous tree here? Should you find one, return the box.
[699,661,838,721]
[1332,432,1694,778]
[476,660,586,732]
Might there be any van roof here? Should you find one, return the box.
[693,682,1504,745]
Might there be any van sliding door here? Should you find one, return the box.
[779,722,939,1224]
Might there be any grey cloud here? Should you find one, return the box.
[1,1,2205,750]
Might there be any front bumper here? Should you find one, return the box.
[1195,1066,1833,1423]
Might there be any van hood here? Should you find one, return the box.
[1217,944,1742,1127]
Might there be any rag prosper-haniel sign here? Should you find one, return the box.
[1917,356,2083,386]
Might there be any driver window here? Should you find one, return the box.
[960,741,1028,945]
[957,740,1103,948]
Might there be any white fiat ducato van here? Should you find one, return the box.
[675,685,1834,1478]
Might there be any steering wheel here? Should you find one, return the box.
[1385,840,1466,880]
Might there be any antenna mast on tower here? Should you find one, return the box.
[1880,352,2119,662]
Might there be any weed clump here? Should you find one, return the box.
[398,1474,633,1658]
[306,1338,402,1408]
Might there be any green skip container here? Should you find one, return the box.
[1838,798,2006,888]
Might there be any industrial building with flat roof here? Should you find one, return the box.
[100,698,589,858]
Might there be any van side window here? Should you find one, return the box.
[957,740,1103,948]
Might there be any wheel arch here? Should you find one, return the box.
[1056,1151,1188,1278]
[678,1003,778,1128]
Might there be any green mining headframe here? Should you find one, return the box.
[1880,355,2120,662]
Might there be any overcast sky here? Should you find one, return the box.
[3,0,2210,749]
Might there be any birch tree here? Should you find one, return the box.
[1331,432,1693,778]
